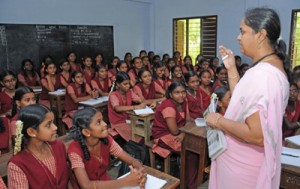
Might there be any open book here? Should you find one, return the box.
[118,172,167,189]
[205,93,227,160]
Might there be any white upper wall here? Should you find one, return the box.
[152,0,300,63]
[0,0,151,58]
[0,0,299,63]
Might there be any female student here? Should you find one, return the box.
[39,62,61,109]
[0,177,6,189]
[181,55,193,74]
[151,82,198,188]
[63,71,98,128]
[199,70,212,113]
[209,57,220,73]
[170,65,184,83]
[142,56,151,70]
[68,107,147,189]
[164,58,176,79]
[0,115,10,154]
[153,62,170,90]
[40,56,54,78]
[185,71,206,119]
[211,66,228,91]
[151,82,188,157]
[116,61,129,73]
[11,86,37,145]
[173,51,182,66]
[0,70,17,116]
[18,59,41,87]
[94,53,105,68]
[107,56,120,83]
[59,58,72,88]
[124,52,132,68]
[81,56,95,86]
[139,50,147,58]
[7,104,71,189]
[128,57,143,86]
[108,72,147,142]
[91,65,111,96]
[214,86,231,115]
[133,68,165,102]
[282,82,300,140]
[195,58,214,79]
[68,52,81,72]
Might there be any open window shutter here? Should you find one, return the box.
[201,16,217,58]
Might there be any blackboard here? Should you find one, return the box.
[0,24,114,74]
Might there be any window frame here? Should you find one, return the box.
[289,9,300,68]
[172,15,218,61]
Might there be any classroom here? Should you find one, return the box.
[0,0,300,189]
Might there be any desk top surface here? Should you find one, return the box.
[180,122,207,138]
[144,166,180,189]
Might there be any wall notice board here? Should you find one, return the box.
[0,24,114,74]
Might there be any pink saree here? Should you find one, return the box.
[209,63,289,189]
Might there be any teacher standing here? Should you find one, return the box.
[206,8,289,189]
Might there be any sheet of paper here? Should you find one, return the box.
[285,135,300,146]
[33,88,42,92]
[281,147,300,167]
[48,89,65,95]
[118,173,167,189]
[79,96,108,106]
[195,118,207,127]
[133,106,154,115]
[281,154,300,167]
[282,146,300,157]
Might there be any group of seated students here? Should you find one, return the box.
[0,49,298,188]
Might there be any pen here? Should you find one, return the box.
[282,153,300,158]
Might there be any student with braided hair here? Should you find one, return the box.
[7,104,71,189]
[68,107,147,189]
[108,72,147,142]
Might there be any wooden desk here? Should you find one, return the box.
[0,135,72,177]
[280,142,300,188]
[128,111,154,143]
[144,165,180,189]
[79,97,109,124]
[180,122,207,189]
[281,164,300,188]
[49,90,66,135]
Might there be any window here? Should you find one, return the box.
[290,9,300,68]
[173,16,217,64]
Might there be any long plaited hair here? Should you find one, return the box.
[69,107,108,160]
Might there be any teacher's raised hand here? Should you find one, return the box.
[219,45,235,70]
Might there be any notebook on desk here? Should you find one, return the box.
[133,106,154,115]
[285,135,300,146]
[79,96,109,106]
[48,89,65,95]
[118,173,167,189]
[281,147,300,167]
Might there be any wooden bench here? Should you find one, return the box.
[130,113,154,143]
[145,140,171,174]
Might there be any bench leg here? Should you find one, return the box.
[149,148,156,169]
[164,155,171,174]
